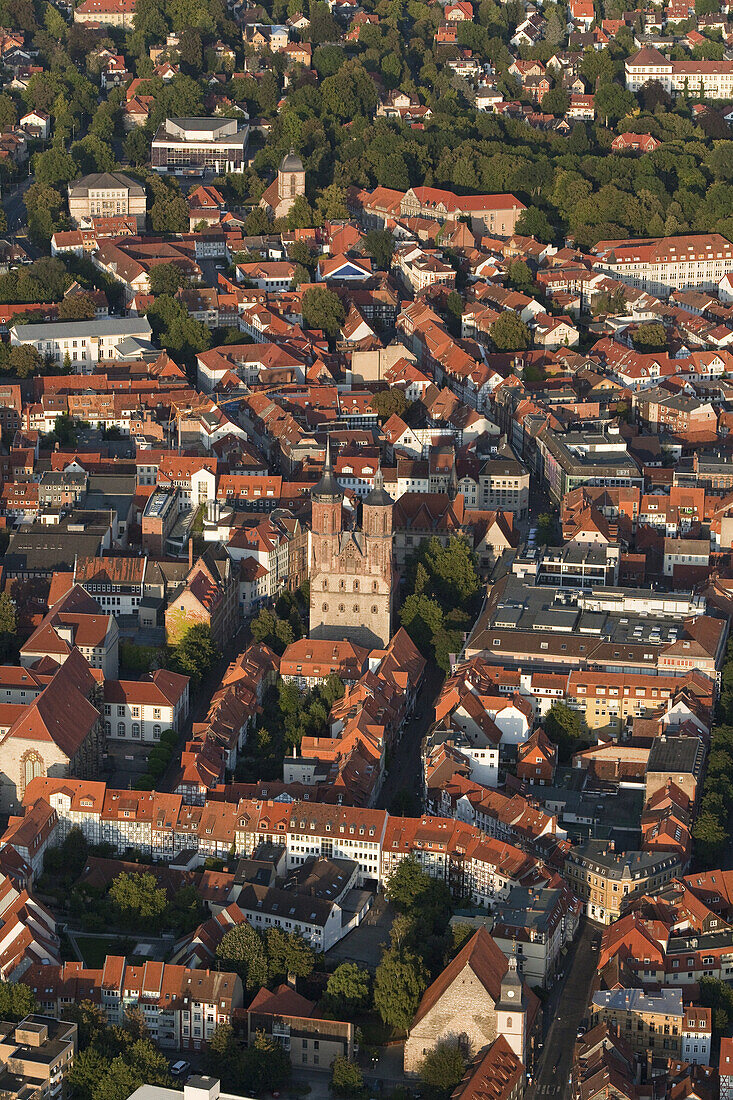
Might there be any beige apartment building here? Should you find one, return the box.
[565,670,680,737]
[564,841,681,924]
[0,1017,77,1100]
[590,989,684,1057]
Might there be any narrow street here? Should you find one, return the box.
[376,660,444,812]
[525,919,599,1100]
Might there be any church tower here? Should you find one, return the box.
[309,447,394,649]
[496,955,527,1066]
[277,150,305,214]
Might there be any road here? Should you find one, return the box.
[376,661,444,813]
[525,919,599,1100]
[4,174,35,232]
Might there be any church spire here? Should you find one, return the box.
[312,435,343,502]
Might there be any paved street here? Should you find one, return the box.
[4,174,34,232]
[525,919,599,1100]
[376,661,444,812]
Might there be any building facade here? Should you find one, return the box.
[309,443,395,650]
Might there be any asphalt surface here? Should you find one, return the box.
[376,660,444,813]
[525,919,599,1100]
[4,174,34,232]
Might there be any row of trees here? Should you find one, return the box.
[236,674,345,782]
[216,921,317,990]
[71,869,206,937]
[399,536,481,672]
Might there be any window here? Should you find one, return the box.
[132,723,140,738]
[153,725,161,739]
[118,722,125,737]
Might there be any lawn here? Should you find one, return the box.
[77,936,123,968]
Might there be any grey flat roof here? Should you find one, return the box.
[11,318,152,340]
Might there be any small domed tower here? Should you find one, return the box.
[277,149,305,214]
[362,461,393,540]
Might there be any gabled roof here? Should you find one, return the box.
[411,927,535,1026]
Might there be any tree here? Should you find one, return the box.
[108,872,167,929]
[540,86,570,117]
[51,413,79,448]
[0,980,36,1021]
[216,923,268,990]
[536,512,559,545]
[58,294,97,321]
[331,1057,364,1097]
[632,322,667,351]
[148,263,188,297]
[149,183,189,233]
[506,260,533,293]
[265,928,316,980]
[419,1043,467,1098]
[371,387,408,421]
[95,1040,172,1100]
[386,856,436,911]
[373,947,429,1031]
[301,286,345,339]
[316,183,348,221]
[491,311,530,351]
[325,963,371,1015]
[514,206,553,244]
[594,83,636,125]
[544,701,588,761]
[124,129,150,167]
[168,623,220,686]
[8,345,43,379]
[400,592,444,654]
[242,1031,291,1092]
[205,1024,245,1091]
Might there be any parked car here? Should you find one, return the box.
[171,1061,191,1078]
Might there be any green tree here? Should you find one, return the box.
[148,263,188,297]
[371,387,408,421]
[8,345,43,379]
[506,260,533,293]
[399,592,444,653]
[94,1040,172,1100]
[205,1024,245,1091]
[419,1043,467,1099]
[216,923,268,990]
[301,286,345,339]
[325,962,371,1015]
[331,1056,364,1097]
[242,1031,291,1092]
[168,623,220,687]
[108,872,167,928]
[316,183,348,222]
[0,980,36,1021]
[58,294,97,321]
[373,947,429,1031]
[491,311,531,351]
[265,928,316,980]
[544,701,588,761]
[632,322,667,351]
[540,86,570,116]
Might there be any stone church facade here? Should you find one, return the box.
[0,649,105,814]
[309,442,395,650]
[403,928,539,1073]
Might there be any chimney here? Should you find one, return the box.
[188,538,194,569]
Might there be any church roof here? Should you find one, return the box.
[411,927,513,1026]
[280,150,304,172]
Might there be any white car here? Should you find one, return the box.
[171,1061,191,1078]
